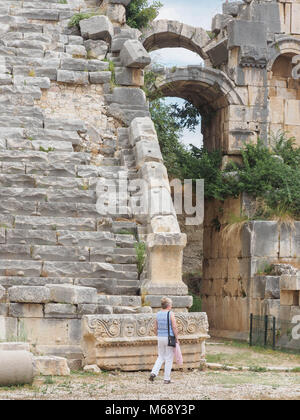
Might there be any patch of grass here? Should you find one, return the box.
[206,354,224,364]
[68,11,103,29]
[43,376,55,385]
[39,146,55,153]
[189,293,202,312]
[134,241,146,278]
[249,366,268,373]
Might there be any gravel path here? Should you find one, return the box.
[1,370,300,400]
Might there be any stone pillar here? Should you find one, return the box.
[142,233,191,311]
[0,351,34,386]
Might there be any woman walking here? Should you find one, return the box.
[149,297,179,384]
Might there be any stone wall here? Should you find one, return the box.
[202,195,300,339]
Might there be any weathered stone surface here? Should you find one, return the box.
[129,117,157,146]
[89,71,111,84]
[8,286,50,304]
[135,140,163,169]
[82,313,209,370]
[57,70,89,85]
[120,39,151,69]
[83,364,101,373]
[84,40,108,60]
[280,275,300,291]
[0,351,34,386]
[144,295,193,308]
[34,356,70,376]
[79,16,114,42]
[0,342,30,352]
[46,284,97,305]
[0,285,5,301]
[44,304,77,319]
[9,303,44,318]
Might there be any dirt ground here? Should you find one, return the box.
[0,340,300,401]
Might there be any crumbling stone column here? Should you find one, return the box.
[0,351,34,386]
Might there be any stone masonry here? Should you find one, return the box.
[0,0,299,365]
[0,0,207,371]
[140,0,300,338]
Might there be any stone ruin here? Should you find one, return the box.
[0,0,299,379]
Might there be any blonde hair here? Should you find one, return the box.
[161,297,172,309]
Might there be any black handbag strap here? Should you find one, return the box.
[167,311,171,337]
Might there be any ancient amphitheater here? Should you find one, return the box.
[0,0,299,381]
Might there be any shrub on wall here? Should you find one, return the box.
[126,0,163,29]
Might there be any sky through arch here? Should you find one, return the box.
[150,0,224,147]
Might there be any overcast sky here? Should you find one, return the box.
[150,0,224,147]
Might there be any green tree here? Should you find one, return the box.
[171,101,201,132]
[126,0,163,29]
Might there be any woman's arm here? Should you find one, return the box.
[154,319,158,336]
[170,312,179,342]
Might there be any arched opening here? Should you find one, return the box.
[154,66,243,152]
[147,65,244,310]
[141,20,210,61]
[269,52,300,145]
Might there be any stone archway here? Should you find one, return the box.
[141,20,211,60]
[154,65,245,151]
[268,39,300,145]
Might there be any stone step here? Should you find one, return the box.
[0,174,98,189]
[0,276,140,295]
[6,228,115,247]
[0,187,96,204]
[0,173,131,190]
[0,244,137,264]
[74,278,140,295]
[14,215,97,231]
[0,260,138,279]
[0,150,91,165]
[7,139,74,153]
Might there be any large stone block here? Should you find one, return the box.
[9,303,43,318]
[249,221,279,258]
[46,284,97,305]
[120,39,151,69]
[34,356,70,376]
[138,162,169,190]
[82,313,209,370]
[144,295,193,308]
[129,117,157,146]
[44,304,77,319]
[135,140,163,169]
[84,39,108,60]
[57,70,89,85]
[291,4,300,34]
[227,20,267,49]
[79,16,114,42]
[8,286,50,304]
[280,290,299,306]
[115,67,144,87]
[280,275,300,291]
[263,299,280,319]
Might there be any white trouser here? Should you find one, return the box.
[151,337,175,381]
